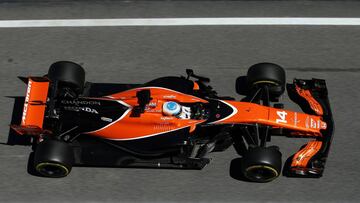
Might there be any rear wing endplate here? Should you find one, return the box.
[11,77,50,135]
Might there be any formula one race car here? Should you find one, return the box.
[10,61,334,182]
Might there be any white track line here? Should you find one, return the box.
[1,18,360,28]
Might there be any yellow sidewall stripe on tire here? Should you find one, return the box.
[253,80,279,85]
[245,165,279,181]
[35,162,70,176]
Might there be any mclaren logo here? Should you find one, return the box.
[22,80,32,125]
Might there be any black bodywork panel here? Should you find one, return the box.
[72,127,210,169]
[83,76,195,98]
[59,98,129,133]
[205,100,234,124]
[83,82,140,97]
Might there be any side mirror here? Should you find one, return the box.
[186,69,194,77]
[186,69,210,83]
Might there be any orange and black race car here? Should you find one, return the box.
[10,61,334,182]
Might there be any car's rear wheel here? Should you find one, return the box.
[241,146,282,182]
[33,139,74,178]
[48,61,85,95]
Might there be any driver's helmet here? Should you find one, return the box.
[163,101,181,116]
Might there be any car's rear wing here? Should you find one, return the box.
[284,78,334,178]
[11,77,50,136]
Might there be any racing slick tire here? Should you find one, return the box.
[241,146,282,182]
[48,61,85,94]
[33,139,74,178]
[247,62,286,97]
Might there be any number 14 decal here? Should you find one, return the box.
[276,111,287,123]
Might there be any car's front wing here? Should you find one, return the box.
[285,78,334,177]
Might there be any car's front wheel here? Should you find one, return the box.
[246,62,286,97]
[241,146,282,182]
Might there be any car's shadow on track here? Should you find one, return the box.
[5,96,39,176]
[229,158,253,182]
[26,152,44,177]
[5,96,32,146]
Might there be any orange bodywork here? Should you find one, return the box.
[88,84,327,140]
[88,87,208,140]
[296,86,323,116]
[20,77,49,128]
[291,140,322,168]
[193,81,200,90]
[212,100,327,136]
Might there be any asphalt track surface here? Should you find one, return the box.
[0,1,360,203]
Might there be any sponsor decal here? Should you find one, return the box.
[160,117,174,120]
[64,106,99,114]
[163,95,176,99]
[145,109,162,113]
[145,102,158,111]
[305,116,310,128]
[304,117,326,129]
[321,121,327,129]
[148,102,157,107]
[101,117,113,122]
[294,112,299,126]
[275,110,287,124]
[22,80,32,125]
[310,118,317,128]
[61,100,101,106]
[154,122,176,131]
